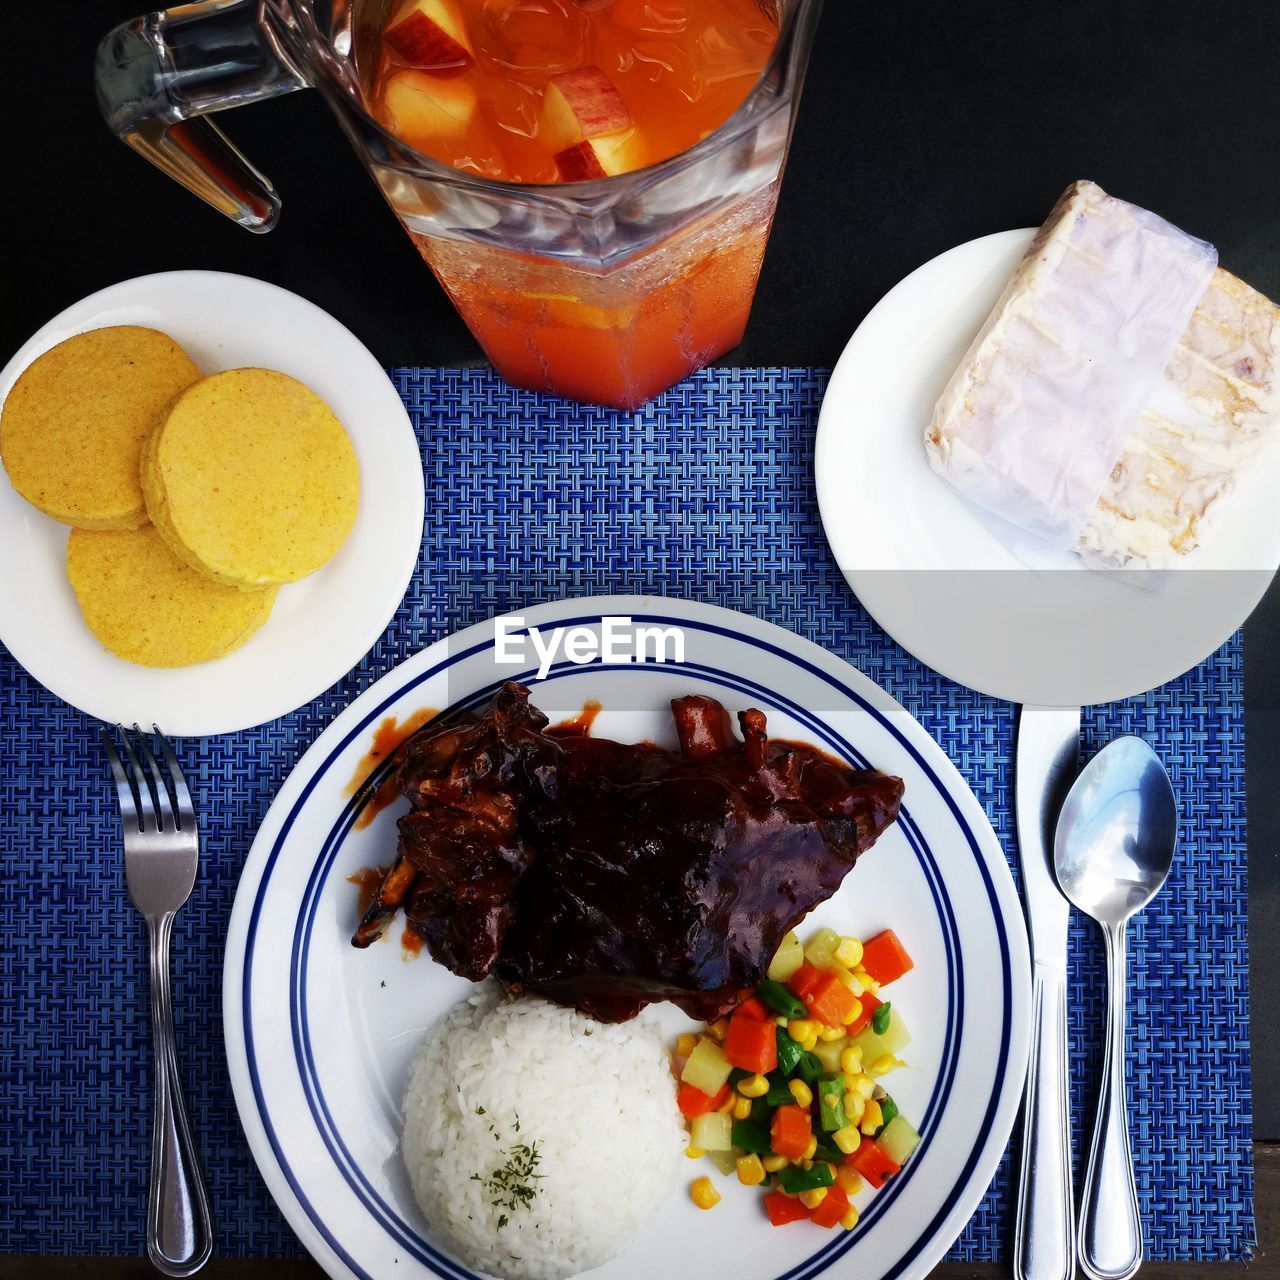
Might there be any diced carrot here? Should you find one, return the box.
[765,1191,811,1226]
[787,962,824,1002]
[809,1181,851,1229]
[848,1136,901,1189]
[677,1081,730,1119]
[724,1013,778,1074]
[770,1104,813,1160]
[757,1192,808,1223]
[735,994,770,1021]
[860,929,914,986]
[808,973,858,1028]
[847,990,881,1037]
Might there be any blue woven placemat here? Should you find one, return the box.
[0,367,1252,1262]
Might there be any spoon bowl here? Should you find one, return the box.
[1054,735,1177,1280]
[1054,735,1177,924]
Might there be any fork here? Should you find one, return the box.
[102,725,214,1277]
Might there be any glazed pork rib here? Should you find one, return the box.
[352,682,904,1022]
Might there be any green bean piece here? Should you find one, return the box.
[818,1076,848,1132]
[876,1095,899,1135]
[796,1051,823,1086]
[758,979,808,1021]
[731,1119,773,1155]
[775,1026,803,1076]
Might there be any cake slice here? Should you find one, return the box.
[926,180,1280,569]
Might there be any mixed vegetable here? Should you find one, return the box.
[674,926,920,1230]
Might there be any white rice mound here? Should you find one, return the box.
[402,984,686,1280]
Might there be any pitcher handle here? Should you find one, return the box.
[95,0,310,232]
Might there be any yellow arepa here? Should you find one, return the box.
[67,526,278,667]
[142,368,359,588]
[0,326,201,529]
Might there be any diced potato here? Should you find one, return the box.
[767,931,805,983]
[877,1115,921,1165]
[850,1007,911,1062]
[704,1147,739,1176]
[680,1037,732,1095]
[812,1036,847,1073]
[691,1111,733,1152]
[804,928,840,970]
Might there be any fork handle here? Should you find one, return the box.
[146,912,214,1277]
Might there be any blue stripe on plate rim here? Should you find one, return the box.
[238,612,1016,1280]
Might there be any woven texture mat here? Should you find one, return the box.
[0,367,1253,1261]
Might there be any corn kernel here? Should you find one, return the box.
[690,1176,720,1210]
[798,1158,813,1170]
[732,1097,752,1120]
[860,1099,883,1135]
[818,1023,847,1042]
[835,937,863,968]
[787,1019,816,1044]
[685,1145,705,1159]
[841,998,865,1026]
[707,1018,729,1042]
[832,1125,862,1155]
[836,1165,864,1195]
[840,1046,864,1075]
[869,1053,900,1077]
[852,1073,876,1099]
[854,967,880,993]
[762,1154,790,1173]
[803,1135,818,1160]
[736,1153,766,1187]
[737,1073,770,1099]
[717,1091,737,1113]
[775,1015,788,1027]
[788,1079,814,1108]
[840,1206,860,1231]
[799,1187,828,1210]
[847,1094,867,1124]
[675,1033,698,1058]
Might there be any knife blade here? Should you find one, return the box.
[1012,704,1080,1280]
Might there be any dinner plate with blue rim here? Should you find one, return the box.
[223,595,1030,1280]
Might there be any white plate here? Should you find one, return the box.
[224,595,1031,1280]
[814,230,1280,706]
[0,271,424,736]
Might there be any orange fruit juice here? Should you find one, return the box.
[370,0,781,409]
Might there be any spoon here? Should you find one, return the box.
[1053,735,1176,1280]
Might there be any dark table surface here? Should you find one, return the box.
[4,0,1279,1250]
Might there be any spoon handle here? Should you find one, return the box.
[1078,920,1142,1280]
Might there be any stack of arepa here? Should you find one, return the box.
[0,326,359,667]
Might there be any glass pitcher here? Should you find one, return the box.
[96,0,823,410]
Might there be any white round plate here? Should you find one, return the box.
[814,230,1280,706]
[224,595,1030,1280]
[0,271,424,736]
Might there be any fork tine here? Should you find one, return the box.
[154,727,195,829]
[100,727,141,833]
[118,726,158,833]
[134,724,175,834]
